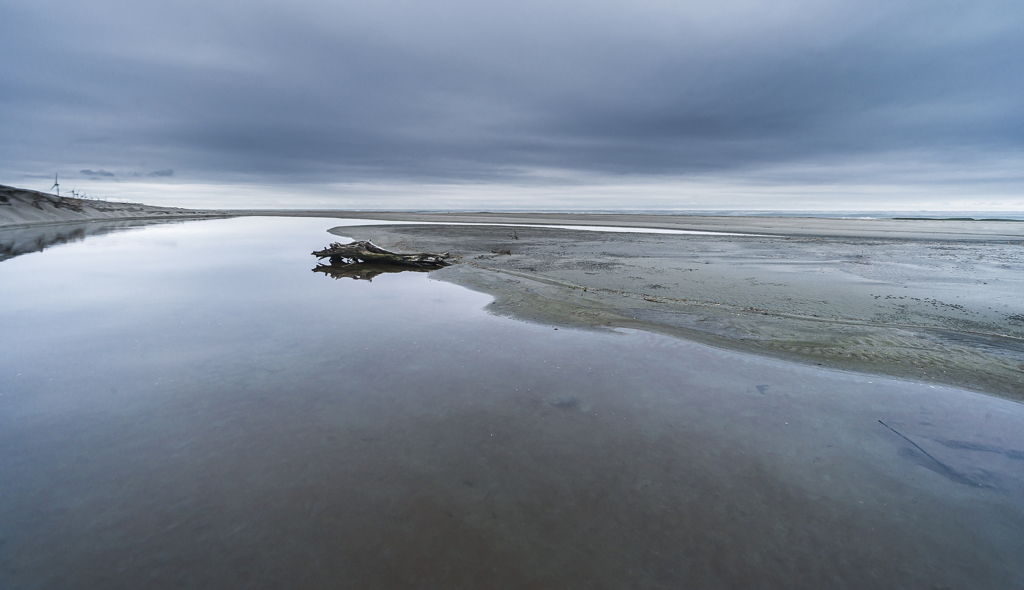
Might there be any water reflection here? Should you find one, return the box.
[0,219,182,262]
[0,217,1022,589]
[312,261,432,281]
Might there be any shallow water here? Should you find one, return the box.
[0,217,1022,589]
[357,220,761,236]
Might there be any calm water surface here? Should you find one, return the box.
[0,217,1022,589]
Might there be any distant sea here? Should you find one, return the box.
[394,210,1024,221]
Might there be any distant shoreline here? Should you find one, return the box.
[5,183,1024,236]
[227,209,1024,242]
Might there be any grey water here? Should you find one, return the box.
[390,209,1024,220]
[0,217,1022,589]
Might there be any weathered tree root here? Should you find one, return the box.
[312,240,451,268]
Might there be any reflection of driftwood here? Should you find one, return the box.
[312,240,451,268]
[313,262,431,282]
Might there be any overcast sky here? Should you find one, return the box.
[2,0,1022,210]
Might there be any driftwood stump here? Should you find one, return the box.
[312,241,451,280]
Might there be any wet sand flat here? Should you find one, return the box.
[0,217,1022,589]
[329,221,1024,399]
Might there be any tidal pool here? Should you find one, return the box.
[0,217,1021,589]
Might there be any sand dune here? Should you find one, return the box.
[0,184,226,228]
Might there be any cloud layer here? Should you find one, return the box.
[2,0,1022,208]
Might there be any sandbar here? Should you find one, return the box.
[327,220,1024,400]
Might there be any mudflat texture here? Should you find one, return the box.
[0,184,226,228]
[330,222,1024,399]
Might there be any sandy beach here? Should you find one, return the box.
[4,184,1022,399]
[326,220,1024,400]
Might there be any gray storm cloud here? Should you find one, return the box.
[1,0,1022,206]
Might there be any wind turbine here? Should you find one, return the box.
[50,173,60,196]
